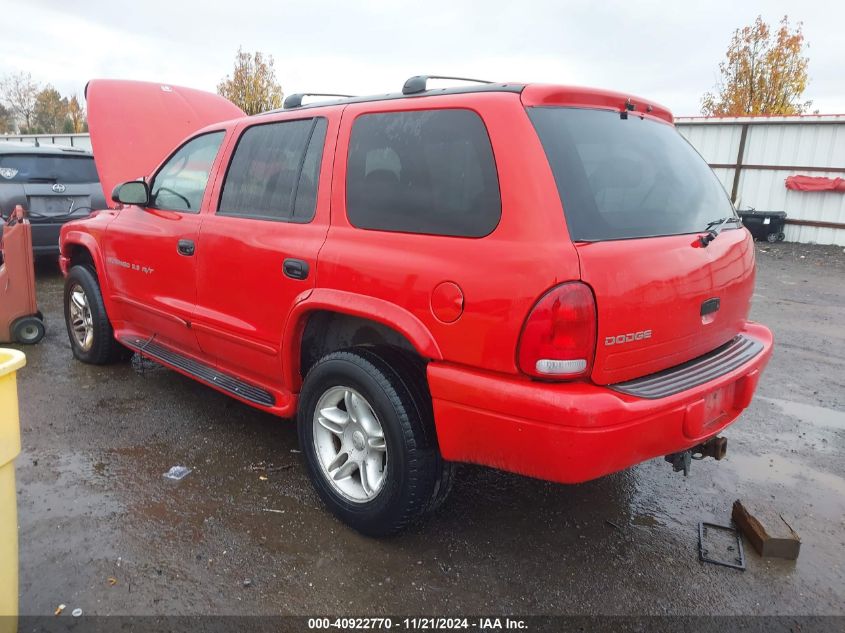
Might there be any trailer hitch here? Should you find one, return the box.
[665,436,727,476]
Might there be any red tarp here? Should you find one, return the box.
[785,175,845,192]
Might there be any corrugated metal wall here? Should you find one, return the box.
[676,116,845,246]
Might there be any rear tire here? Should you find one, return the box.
[297,347,453,536]
[63,265,122,364]
[11,316,45,345]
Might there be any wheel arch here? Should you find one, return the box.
[283,289,442,392]
[62,231,104,274]
[61,231,117,318]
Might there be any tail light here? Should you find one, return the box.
[517,282,597,380]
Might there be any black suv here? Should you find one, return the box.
[0,142,105,256]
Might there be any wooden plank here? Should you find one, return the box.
[732,500,801,560]
[785,219,845,230]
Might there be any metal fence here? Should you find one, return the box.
[0,133,92,151]
[676,115,845,246]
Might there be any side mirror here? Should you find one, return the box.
[111,181,150,206]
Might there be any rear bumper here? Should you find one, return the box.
[428,322,773,483]
[30,222,62,256]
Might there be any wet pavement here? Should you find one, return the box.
[10,242,845,616]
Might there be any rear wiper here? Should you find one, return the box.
[26,176,57,183]
[699,217,741,247]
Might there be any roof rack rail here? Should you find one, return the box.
[402,75,493,95]
[283,93,355,109]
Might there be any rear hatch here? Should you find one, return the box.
[0,151,105,222]
[527,104,755,385]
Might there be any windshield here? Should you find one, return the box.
[528,107,736,241]
[0,154,100,184]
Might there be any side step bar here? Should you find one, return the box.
[121,337,276,408]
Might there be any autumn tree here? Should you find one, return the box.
[217,48,284,115]
[67,95,86,133]
[1,71,39,132]
[701,16,811,116]
[33,85,69,133]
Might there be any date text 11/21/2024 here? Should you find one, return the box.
[307,617,528,630]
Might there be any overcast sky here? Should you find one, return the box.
[2,0,843,116]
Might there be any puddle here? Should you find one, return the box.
[725,452,845,497]
[761,397,845,430]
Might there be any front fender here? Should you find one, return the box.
[60,224,120,321]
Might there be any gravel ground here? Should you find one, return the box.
[7,241,845,617]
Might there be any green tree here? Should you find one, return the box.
[217,48,284,115]
[33,85,69,133]
[701,16,811,116]
[0,71,39,132]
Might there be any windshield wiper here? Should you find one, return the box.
[26,176,57,183]
[699,217,741,247]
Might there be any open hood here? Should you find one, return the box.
[86,79,245,206]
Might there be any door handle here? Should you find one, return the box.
[177,239,195,256]
[283,258,309,280]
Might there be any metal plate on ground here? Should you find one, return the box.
[699,522,746,570]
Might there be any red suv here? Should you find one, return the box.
[60,76,773,536]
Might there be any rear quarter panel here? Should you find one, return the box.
[317,92,579,374]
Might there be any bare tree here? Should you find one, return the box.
[1,72,40,132]
[0,103,13,133]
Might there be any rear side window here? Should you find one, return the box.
[528,107,735,241]
[218,117,328,223]
[346,109,500,237]
[0,154,99,184]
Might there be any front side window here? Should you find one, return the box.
[346,109,501,237]
[150,131,225,213]
[218,117,328,222]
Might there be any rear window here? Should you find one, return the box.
[0,154,99,184]
[528,107,735,241]
[346,109,501,237]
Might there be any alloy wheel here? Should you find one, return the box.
[68,283,94,351]
[312,386,388,502]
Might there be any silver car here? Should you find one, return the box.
[0,142,106,256]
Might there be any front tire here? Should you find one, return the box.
[297,347,452,536]
[63,265,121,364]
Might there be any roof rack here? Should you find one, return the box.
[402,75,493,95]
[283,93,355,109]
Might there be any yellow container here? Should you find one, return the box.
[0,348,24,618]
